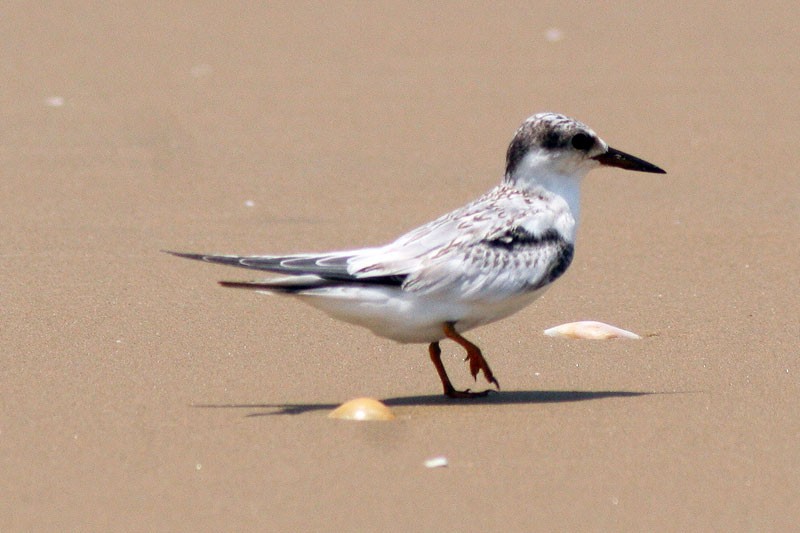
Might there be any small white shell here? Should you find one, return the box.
[424,456,449,468]
[328,397,396,421]
[544,321,641,340]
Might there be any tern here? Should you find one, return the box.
[168,113,665,398]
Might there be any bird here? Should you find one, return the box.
[167,112,665,398]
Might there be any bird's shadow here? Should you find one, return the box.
[193,389,666,418]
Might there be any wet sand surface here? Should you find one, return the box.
[2,2,799,530]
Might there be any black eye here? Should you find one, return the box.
[571,132,594,151]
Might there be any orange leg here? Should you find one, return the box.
[442,322,500,390]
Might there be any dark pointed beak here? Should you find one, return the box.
[593,146,666,174]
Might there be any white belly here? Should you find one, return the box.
[284,285,548,344]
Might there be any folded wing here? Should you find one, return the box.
[166,186,574,299]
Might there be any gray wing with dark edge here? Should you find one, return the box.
[401,226,574,298]
[164,250,407,288]
[344,185,576,299]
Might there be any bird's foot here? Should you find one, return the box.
[442,322,501,390]
[464,348,500,390]
[429,342,498,399]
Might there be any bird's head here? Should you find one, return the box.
[504,112,665,188]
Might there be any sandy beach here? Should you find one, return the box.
[2,2,799,530]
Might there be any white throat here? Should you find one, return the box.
[506,152,588,228]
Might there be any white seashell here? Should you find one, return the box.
[544,28,564,42]
[543,321,641,340]
[328,397,396,421]
[424,456,449,468]
[44,96,65,107]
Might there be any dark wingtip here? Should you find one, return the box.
[162,250,209,261]
[218,280,263,289]
[218,280,310,293]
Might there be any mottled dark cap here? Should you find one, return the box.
[505,113,596,176]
